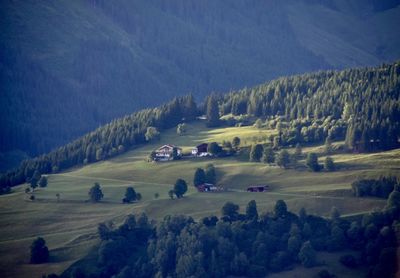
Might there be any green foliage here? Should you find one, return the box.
[249,144,263,162]
[205,164,216,184]
[207,142,223,156]
[206,95,220,128]
[232,137,241,150]
[386,190,400,209]
[29,170,41,190]
[274,200,288,218]
[254,119,263,129]
[324,156,335,171]
[262,146,275,164]
[324,137,333,154]
[351,176,399,198]
[221,202,239,219]
[88,182,103,202]
[145,127,160,142]
[276,149,290,168]
[306,153,320,172]
[123,187,137,203]
[193,168,206,187]
[38,176,48,188]
[245,200,258,220]
[174,179,188,198]
[176,123,187,136]
[298,241,316,268]
[30,237,49,264]
[1,95,200,188]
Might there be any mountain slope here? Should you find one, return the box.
[1,0,400,159]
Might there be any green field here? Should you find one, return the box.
[0,121,398,278]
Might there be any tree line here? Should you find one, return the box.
[0,95,197,189]
[2,61,400,190]
[216,62,400,151]
[52,191,400,278]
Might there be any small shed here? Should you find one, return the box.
[247,185,269,192]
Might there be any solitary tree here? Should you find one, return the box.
[177,123,187,135]
[306,153,320,172]
[324,156,335,171]
[254,119,263,129]
[193,168,206,187]
[88,182,104,202]
[123,186,137,203]
[29,170,41,191]
[205,164,216,184]
[174,179,188,198]
[249,144,263,162]
[30,237,49,264]
[154,192,159,199]
[232,137,241,150]
[145,126,160,142]
[38,176,48,188]
[276,149,290,168]
[206,95,220,127]
[55,193,60,202]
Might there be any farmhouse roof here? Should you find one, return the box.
[157,144,182,150]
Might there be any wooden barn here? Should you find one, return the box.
[191,143,210,157]
[247,185,269,192]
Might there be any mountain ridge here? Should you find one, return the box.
[1,0,400,159]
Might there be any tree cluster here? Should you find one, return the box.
[0,95,198,189]
[64,194,400,277]
[351,176,399,198]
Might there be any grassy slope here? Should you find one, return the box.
[0,121,398,277]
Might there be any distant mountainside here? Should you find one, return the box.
[1,0,400,160]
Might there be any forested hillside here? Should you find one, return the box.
[1,0,400,159]
[1,61,399,191]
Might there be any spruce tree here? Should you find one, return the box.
[206,95,220,127]
[249,144,263,162]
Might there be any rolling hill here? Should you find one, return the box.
[0,120,398,278]
[1,0,400,161]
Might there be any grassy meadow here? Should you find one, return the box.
[0,121,398,277]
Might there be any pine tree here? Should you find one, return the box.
[193,168,206,187]
[306,153,320,172]
[249,144,263,162]
[324,156,335,171]
[276,150,290,168]
[246,200,258,220]
[206,95,220,127]
[88,182,104,202]
[298,241,316,267]
[262,146,275,164]
[324,136,333,154]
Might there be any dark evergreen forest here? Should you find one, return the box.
[59,195,400,278]
[0,61,399,191]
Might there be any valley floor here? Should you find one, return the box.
[0,122,399,278]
